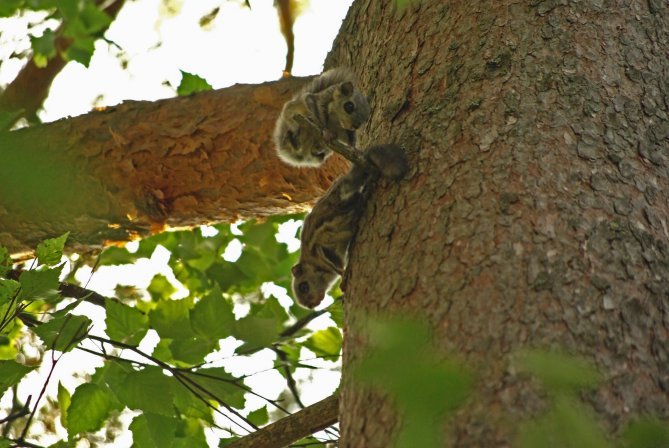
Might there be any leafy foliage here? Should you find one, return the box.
[621,418,669,448]
[517,396,610,448]
[1,0,114,68]
[516,350,602,393]
[515,350,609,448]
[0,360,36,396]
[0,218,347,446]
[353,316,472,448]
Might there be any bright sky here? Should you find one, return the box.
[0,0,352,445]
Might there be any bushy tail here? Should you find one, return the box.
[365,144,409,180]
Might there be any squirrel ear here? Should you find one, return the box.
[340,82,354,96]
[291,264,303,276]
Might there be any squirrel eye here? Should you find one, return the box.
[298,282,310,294]
[343,101,355,114]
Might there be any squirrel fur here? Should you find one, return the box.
[274,68,371,167]
[291,144,408,308]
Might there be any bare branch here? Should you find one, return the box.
[226,394,339,448]
[279,308,329,339]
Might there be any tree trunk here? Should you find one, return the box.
[330,0,669,446]
[0,77,349,256]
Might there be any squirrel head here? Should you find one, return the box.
[291,263,338,309]
[330,82,371,131]
[273,98,332,167]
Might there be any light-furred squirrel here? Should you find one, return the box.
[291,144,408,308]
[274,68,371,167]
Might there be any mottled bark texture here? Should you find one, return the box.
[331,0,669,446]
[0,77,349,255]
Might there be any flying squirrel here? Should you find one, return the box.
[291,144,408,308]
[274,68,371,167]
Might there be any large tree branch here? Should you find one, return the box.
[227,393,339,448]
[0,76,349,256]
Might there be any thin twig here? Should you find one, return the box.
[273,347,305,409]
[0,397,31,424]
[7,269,110,309]
[280,308,329,339]
[8,438,45,448]
[292,115,375,172]
[19,318,87,440]
[87,335,259,433]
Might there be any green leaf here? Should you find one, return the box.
[19,266,62,301]
[183,367,245,409]
[136,232,179,258]
[232,297,289,351]
[621,418,669,448]
[0,438,13,448]
[57,0,80,20]
[328,300,344,327]
[177,71,212,96]
[149,298,192,339]
[0,246,11,277]
[57,381,71,427]
[32,314,91,352]
[169,336,216,365]
[0,0,22,17]
[0,360,36,396]
[190,287,234,341]
[517,396,609,448]
[31,29,57,68]
[0,318,20,359]
[130,413,177,448]
[63,36,95,67]
[171,438,208,448]
[105,300,149,346]
[151,338,174,363]
[114,366,175,415]
[79,2,112,35]
[303,327,342,359]
[67,383,119,436]
[247,406,269,426]
[0,279,20,307]
[147,274,177,301]
[99,246,139,266]
[352,316,472,447]
[172,382,214,424]
[46,441,71,448]
[36,232,69,266]
[175,416,208,442]
[517,350,601,394]
[91,360,133,389]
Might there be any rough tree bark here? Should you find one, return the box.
[0,76,348,256]
[329,0,669,446]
